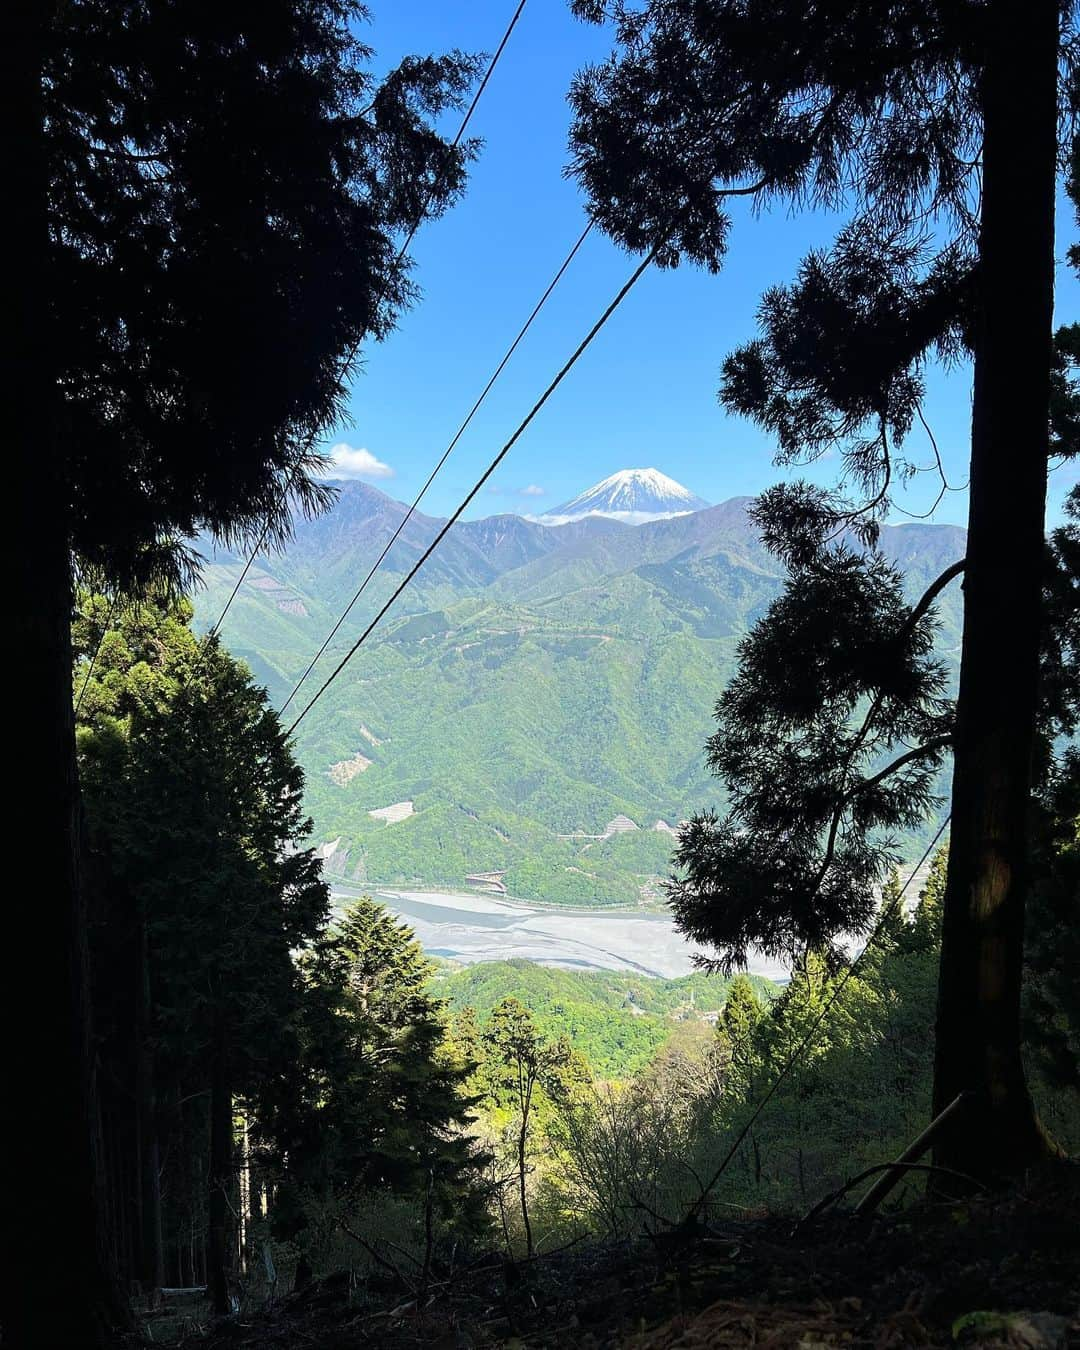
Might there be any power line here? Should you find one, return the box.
[285,239,663,735]
[276,141,784,725]
[683,814,952,1224]
[203,0,529,649]
[278,220,594,716]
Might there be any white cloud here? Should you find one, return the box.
[324,443,395,480]
[488,483,505,495]
[518,484,546,497]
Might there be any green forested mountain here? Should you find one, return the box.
[193,480,965,905]
[434,958,777,1077]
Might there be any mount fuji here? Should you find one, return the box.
[544,468,711,523]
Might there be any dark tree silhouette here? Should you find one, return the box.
[567,0,1072,1179]
[670,521,954,971]
[116,638,331,1315]
[9,3,478,1342]
[271,900,487,1286]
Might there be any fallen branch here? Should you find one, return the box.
[796,1159,986,1230]
[337,1222,416,1297]
[854,1090,974,1215]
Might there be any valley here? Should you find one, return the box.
[194,470,965,913]
[334,883,790,979]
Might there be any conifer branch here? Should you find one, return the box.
[858,735,953,793]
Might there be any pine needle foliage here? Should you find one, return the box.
[669,530,953,971]
[47,0,481,582]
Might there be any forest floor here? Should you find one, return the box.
[175,1168,1080,1349]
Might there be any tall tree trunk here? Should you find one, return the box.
[933,0,1059,1179]
[136,906,165,1297]
[517,1108,534,1258]
[209,1011,233,1316]
[4,4,128,1344]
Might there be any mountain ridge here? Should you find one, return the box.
[193,475,966,907]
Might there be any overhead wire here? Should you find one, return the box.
[201,0,530,651]
[280,168,825,731]
[278,219,594,715]
[285,238,664,735]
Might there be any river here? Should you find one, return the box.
[329,884,789,982]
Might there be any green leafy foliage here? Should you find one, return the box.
[77,596,489,1294]
[77,593,332,1285]
[77,590,329,1077]
[564,0,1069,1185]
[27,10,483,1328]
[473,997,589,1255]
[539,850,1078,1232]
[194,484,963,906]
[435,961,775,1078]
[49,0,480,583]
[272,898,489,1271]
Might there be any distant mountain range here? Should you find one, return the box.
[192,472,966,907]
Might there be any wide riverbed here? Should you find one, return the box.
[330,884,788,981]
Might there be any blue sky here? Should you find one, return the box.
[328,0,1080,527]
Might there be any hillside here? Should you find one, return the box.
[432,959,778,1077]
[192,478,966,906]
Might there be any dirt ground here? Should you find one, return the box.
[177,1167,1080,1349]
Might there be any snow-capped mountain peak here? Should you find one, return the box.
[549,468,710,523]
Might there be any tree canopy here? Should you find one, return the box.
[13,4,482,1338]
[567,0,1074,1179]
[670,532,953,969]
[49,0,480,579]
[273,898,487,1279]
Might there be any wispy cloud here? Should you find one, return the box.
[518,484,545,497]
[324,443,395,480]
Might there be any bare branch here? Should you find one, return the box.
[338,1222,417,1295]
